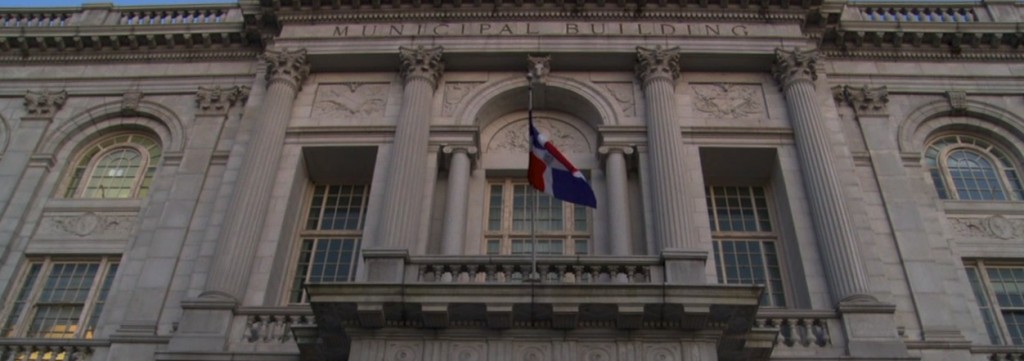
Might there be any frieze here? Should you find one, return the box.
[602,82,636,117]
[312,83,389,121]
[950,215,1024,240]
[282,22,797,39]
[37,212,136,239]
[488,119,589,154]
[442,82,482,116]
[691,83,766,119]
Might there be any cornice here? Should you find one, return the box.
[273,8,810,23]
[0,50,260,64]
[262,0,820,12]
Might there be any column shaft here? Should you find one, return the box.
[779,71,872,303]
[440,149,470,255]
[605,149,631,255]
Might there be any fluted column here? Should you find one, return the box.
[599,146,633,256]
[440,145,475,255]
[202,49,309,301]
[376,46,444,250]
[772,48,873,304]
[636,47,705,283]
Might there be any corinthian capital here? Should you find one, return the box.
[399,46,444,88]
[196,86,249,115]
[772,48,819,89]
[24,90,67,117]
[839,85,889,117]
[265,48,310,90]
[635,46,681,84]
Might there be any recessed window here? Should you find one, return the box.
[707,185,786,307]
[965,261,1024,345]
[63,133,162,199]
[484,180,590,256]
[289,184,369,304]
[1,257,118,339]
[925,135,1024,201]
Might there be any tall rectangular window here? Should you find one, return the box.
[484,180,590,255]
[965,261,1024,345]
[0,257,119,339]
[289,184,369,304]
[707,185,786,307]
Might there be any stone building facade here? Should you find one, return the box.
[0,0,1023,360]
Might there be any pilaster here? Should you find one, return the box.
[635,46,705,282]
[375,46,444,251]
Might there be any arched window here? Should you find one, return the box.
[63,133,162,199]
[925,134,1024,201]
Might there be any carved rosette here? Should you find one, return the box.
[635,46,681,85]
[24,90,67,117]
[772,48,819,90]
[399,45,444,88]
[265,48,311,90]
[196,85,248,115]
[837,85,889,117]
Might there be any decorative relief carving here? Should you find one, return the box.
[950,216,1024,240]
[580,344,614,361]
[602,83,636,116]
[196,85,248,114]
[834,85,889,117]
[488,119,589,154]
[442,82,482,116]
[38,212,136,238]
[450,342,486,361]
[24,90,67,117]
[635,46,681,83]
[122,91,143,113]
[772,48,819,89]
[399,45,444,87]
[691,83,766,119]
[312,83,389,120]
[946,90,968,115]
[385,342,421,361]
[265,48,310,89]
[514,344,550,361]
[527,55,551,84]
[642,344,679,361]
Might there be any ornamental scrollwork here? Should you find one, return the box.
[24,90,67,117]
[772,48,819,89]
[265,48,311,90]
[635,46,681,83]
[399,45,444,87]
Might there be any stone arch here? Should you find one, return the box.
[453,74,621,129]
[481,110,598,170]
[39,99,185,156]
[898,98,1024,158]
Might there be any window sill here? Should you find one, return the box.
[44,198,143,212]
[942,200,1024,216]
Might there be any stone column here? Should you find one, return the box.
[599,146,633,256]
[440,145,476,255]
[772,48,873,304]
[201,49,308,301]
[375,46,444,251]
[635,47,705,282]
[837,85,968,345]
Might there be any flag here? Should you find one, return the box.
[527,118,598,208]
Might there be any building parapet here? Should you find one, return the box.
[0,338,107,361]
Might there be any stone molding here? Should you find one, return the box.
[635,46,681,84]
[833,85,889,117]
[196,85,249,115]
[771,47,819,90]
[399,45,444,88]
[23,90,67,117]
[265,48,311,91]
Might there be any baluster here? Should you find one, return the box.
[418,265,430,282]
[457,265,470,283]
[497,264,510,282]
[796,318,810,346]
[780,319,795,347]
[483,264,497,282]
[563,264,577,283]
[812,318,828,346]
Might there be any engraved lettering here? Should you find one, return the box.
[526,23,539,34]
[389,25,404,36]
[660,24,676,35]
[433,24,449,35]
[732,25,748,36]
[333,26,349,36]
[590,23,606,34]
[480,23,492,34]
[686,24,693,35]
[362,25,376,36]
[498,24,514,35]
[637,24,652,35]
[566,23,579,34]
[705,24,720,36]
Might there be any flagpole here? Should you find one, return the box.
[528,71,539,282]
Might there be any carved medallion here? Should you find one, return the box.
[514,344,550,361]
[488,119,589,154]
[950,216,1024,240]
[312,83,389,121]
[450,342,486,361]
[442,82,482,116]
[603,83,636,116]
[580,344,614,361]
[385,342,421,361]
[691,83,766,119]
[642,344,679,361]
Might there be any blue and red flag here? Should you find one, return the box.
[527,118,597,208]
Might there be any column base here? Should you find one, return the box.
[166,296,237,352]
[837,299,911,359]
[361,248,410,283]
[661,249,708,284]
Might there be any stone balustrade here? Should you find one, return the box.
[237,308,315,344]
[0,12,72,27]
[755,310,837,348]
[860,6,979,23]
[0,5,242,28]
[0,338,103,361]
[408,256,662,284]
[118,8,231,25]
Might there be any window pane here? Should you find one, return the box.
[83,148,143,198]
[27,262,101,338]
[2,264,42,336]
[967,266,1003,344]
[68,134,161,199]
[706,186,771,232]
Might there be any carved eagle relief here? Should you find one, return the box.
[312,83,389,120]
[692,83,765,119]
